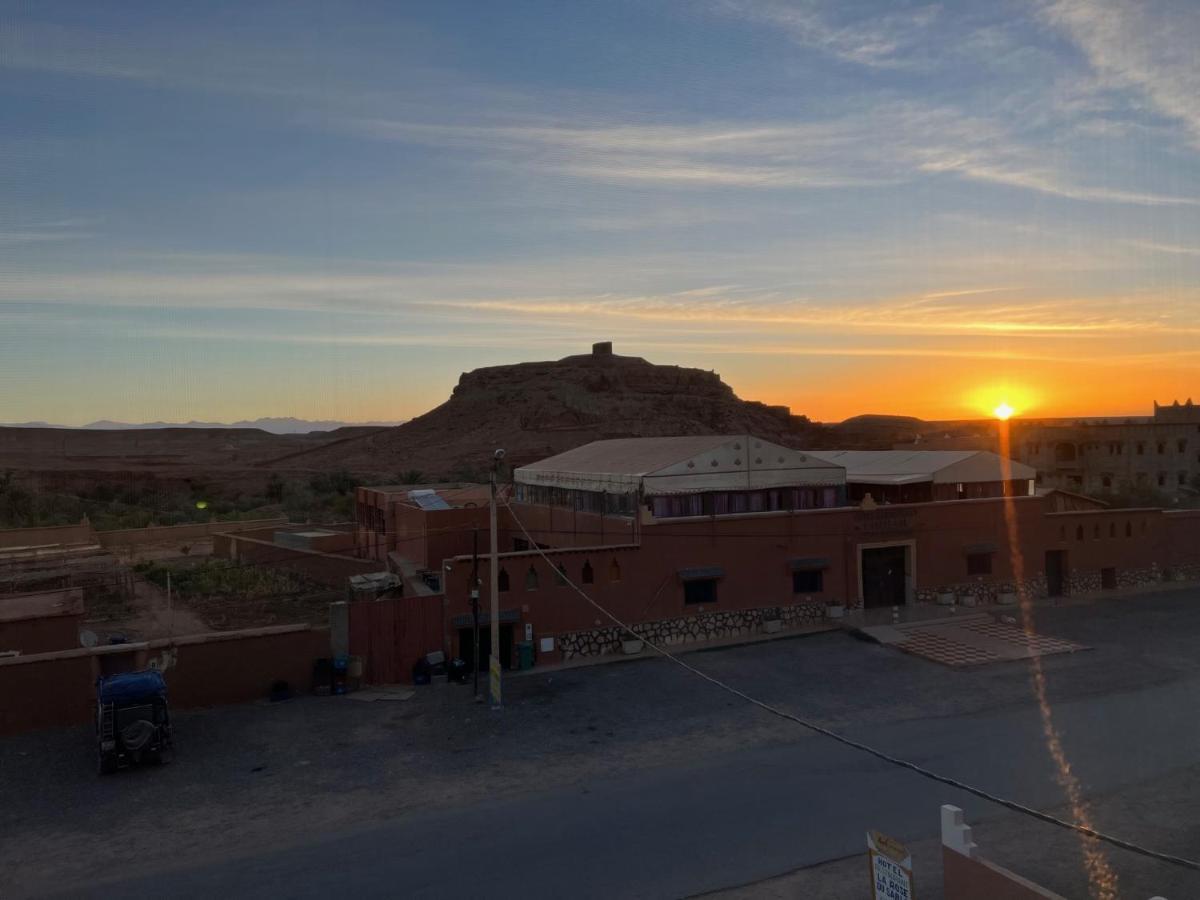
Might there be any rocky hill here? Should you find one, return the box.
[260,344,828,478]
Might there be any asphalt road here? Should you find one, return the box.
[52,616,1200,899]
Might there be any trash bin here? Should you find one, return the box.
[516,641,535,671]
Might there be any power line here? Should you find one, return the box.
[500,496,1200,874]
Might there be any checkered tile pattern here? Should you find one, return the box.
[896,633,998,667]
[960,620,1084,656]
[892,618,1086,667]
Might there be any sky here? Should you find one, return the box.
[1,0,1199,425]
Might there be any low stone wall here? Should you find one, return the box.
[0,624,329,736]
[918,563,1184,606]
[97,517,288,548]
[557,602,827,659]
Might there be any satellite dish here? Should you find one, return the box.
[79,630,98,649]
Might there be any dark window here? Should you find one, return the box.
[1093,524,1100,539]
[1178,439,1187,453]
[1101,475,1112,489]
[1179,472,1188,485]
[1101,567,1117,590]
[792,569,823,593]
[554,563,567,586]
[1157,473,1166,487]
[1137,442,1145,455]
[498,567,509,592]
[1076,525,1084,541]
[525,565,539,590]
[966,553,992,576]
[1157,442,1166,455]
[609,558,621,582]
[1125,521,1132,538]
[581,560,594,584]
[1109,522,1116,538]
[684,578,717,605]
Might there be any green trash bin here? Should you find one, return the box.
[516,640,535,671]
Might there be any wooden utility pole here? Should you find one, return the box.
[489,449,505,708]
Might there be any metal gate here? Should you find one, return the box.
[347,595,444,684]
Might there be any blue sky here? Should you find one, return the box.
[2,0,1199,423]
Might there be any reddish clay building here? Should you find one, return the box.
[352,436,1200,680]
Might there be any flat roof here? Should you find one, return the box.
[519,435,738,477]
[804,449,1035,485]
[0,588,84,624]
[517,435,845,494]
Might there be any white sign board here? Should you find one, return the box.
[867,830,914,900]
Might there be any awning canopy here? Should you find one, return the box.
[678,566,725,581]
[451,608,521,629]
[964,542,999,555]
[789,557,830,571]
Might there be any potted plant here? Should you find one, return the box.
[937,591,956,606]
[762,607,783,633]
[959,593,977,608]
[621,634,644,655]
[825,599,845,619]
[997,588,1018,606]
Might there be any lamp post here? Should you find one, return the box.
[489,449,505,708]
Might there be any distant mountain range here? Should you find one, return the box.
[0,417,403,434]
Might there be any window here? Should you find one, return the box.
[966,553,992,576]
[792,569,823,593]
[1076,525,1084,541]
[554,563,567,586]
[1157,473,1166,487]
[1109,522,1116,538]
[1125,521,1132,538]
[1179,439,1187,453]
[1180,472,1188,485]
[525,565,539,590]
[498,567,509,593]
[1093,524,1100,539]
[684,578,717,605]
[1101,567,1117,590]
[581,560,594,584]
[1157,442,1166,455]
[1101,475,1112,490]
[1059,525,1066,540]
[1137,442,1145,455]
[609,558,621,582]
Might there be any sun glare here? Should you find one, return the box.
[993,402,1015,420]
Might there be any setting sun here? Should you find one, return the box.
[993,402,1015,421]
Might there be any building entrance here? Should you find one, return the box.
[458,624,513,672]
[861,545,910,609]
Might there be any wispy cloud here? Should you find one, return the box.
[1125,239,1200,257]
[352,104,1194,205]
[1041,0,1200,147]
[711,0,941,68]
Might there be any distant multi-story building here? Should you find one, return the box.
[1014,400,1200,498]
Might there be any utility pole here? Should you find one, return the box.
[471,525,481,702]
[489,448,505,708]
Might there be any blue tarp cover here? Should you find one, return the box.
[98,669,167,704]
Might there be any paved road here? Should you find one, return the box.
[61,653,1200,898]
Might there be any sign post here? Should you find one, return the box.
[867,830,914,900]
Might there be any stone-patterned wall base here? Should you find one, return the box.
[558,602,827,659]
[917,564,1188,605]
